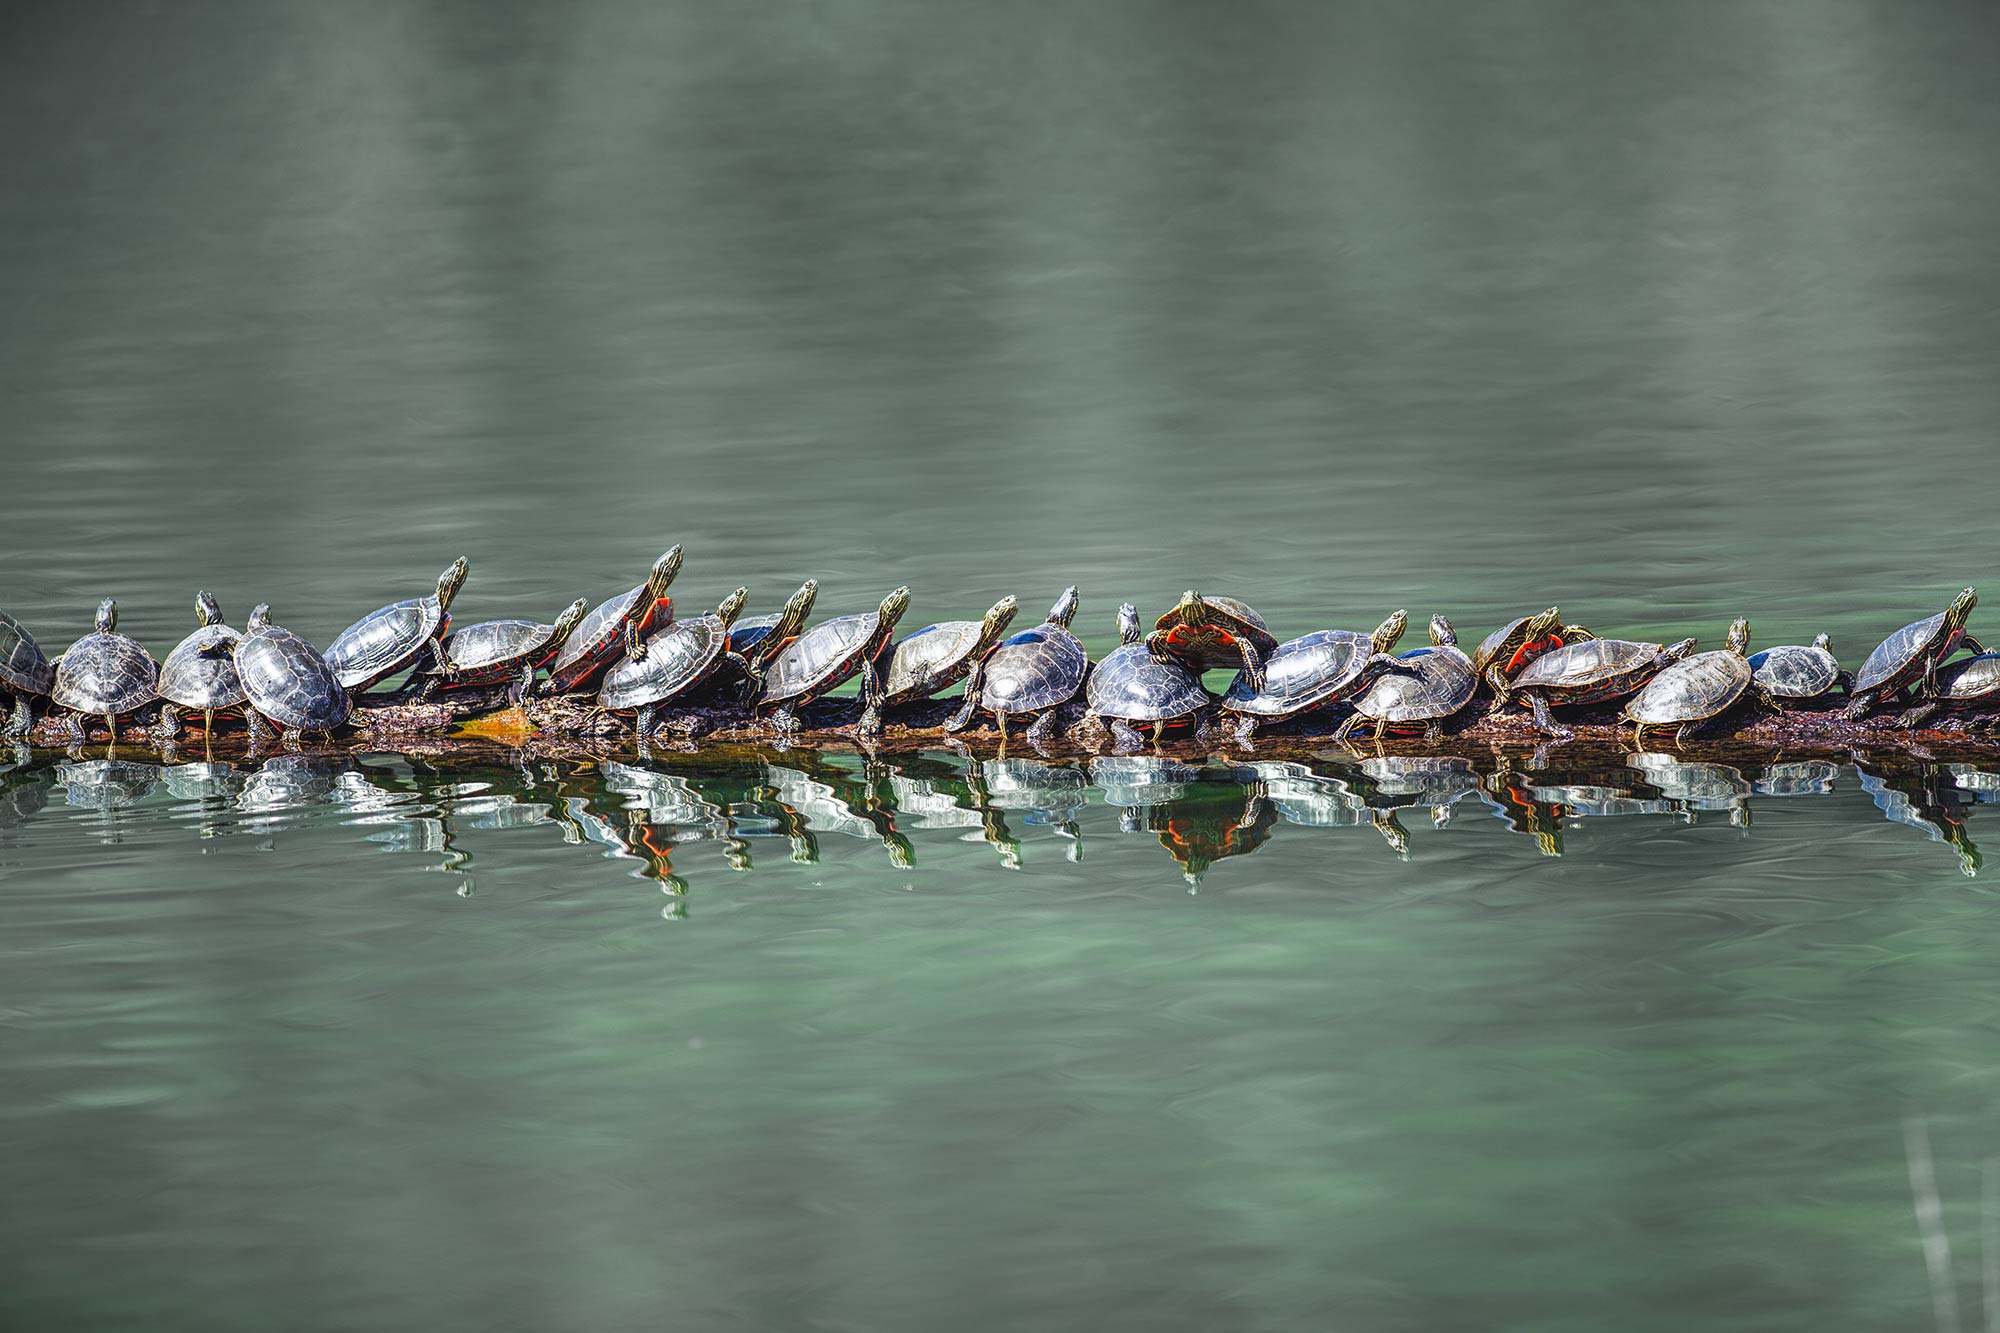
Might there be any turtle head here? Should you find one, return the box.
[773,580,819,640]
[1048,586,1080,628]
[94,598,116,633]
[975,595,1021,653]
[1811,631,1833,652]
[1560,623,1596,643]
[1526,605,1562,639]
[1372,609,1409,655]
[1948,586,1978,630]
[436,557,469,611]
[194,590,223,627]
[1117,603,1142,647]
[1725,618,1752,656]
[547,598,591,652]
[717,587,751,628]
[1429,614,1456,648]
[1663,636,1699,662]
[646,546,685,602]
[247,604,273,633]
[877,586,912,630]
[1170,590,1209,631]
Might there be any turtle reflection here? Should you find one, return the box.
[1626,752,1754,827]
[1855,756,1982,877]
[1093,757,1274,886]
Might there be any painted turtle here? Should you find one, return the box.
[599,587,752,735]
[758,586,911,739]
[0,609,56,739]
[946,587,1088,746]
[1217,609,1411,743]
[727,579,819,687]
[1625,618,1755,746]
[1894,653,2000,733]
[50,599,160,743]
[1842,588,1983,720]
[1508,635,1699,739]
[1471,606,1595,712]
[155,591,251,742]
[324,557,469,694]
[1084,604,1212,753]
[411,597,591,702]
[234,604,353,746]
[543,546,684,696]
[1147,591,1279,691]
[1336,615,1477,743]
[1747,633,1848,708]
[876,595,1020,712]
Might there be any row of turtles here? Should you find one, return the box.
[0,555,1992,748]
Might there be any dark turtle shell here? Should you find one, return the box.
[729,615,785,661]
[599,612,734,711]
[978,622,1088,716]
[1512,638,1670,700]
[0,610,55,697]
[1938,653,2000,702]
[236,615,352,731]
[1747,639,1841,699]
[1353,642,1476,724]
[1086,644,1210,723]
[1625,649,1752,725]
[1854,610,1959,695]
[1220,630,1384,720]
[158,623,245,710]
[547,548,683,693]
[1472,615,1537,674]
[52,612,159,717]
[763,614,881,706]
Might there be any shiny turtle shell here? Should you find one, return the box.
[0,611,55,698]
[158,621,245,711]
[1152,595,1279,672]
[1747,639,1842,700]
[420,608,581,688]
[729,615,786,662]
[1625,649,1752,725]
[51,617,159,718]
[1512,639,1672,703]
[1937,653,2000,703]
[1085,643,1210,723]
[1352,641,1476,725]
[762,613,889,708]
[978,621,1089,717]
[236,617,352,732]
[1853,609,1965,695]
[876,614,1013,707]
[599,612,735,712]
[1220,630,1390,721]
[325,595,446,692]
[549,585,669,692]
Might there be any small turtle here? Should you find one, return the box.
[727,579,820,686]
[1508,635,1700,740]
[1843,588,1984,720]
[1894,653,2000,733]
[1147,591,1279,691]
[155,591,252,742]
[410,597,591,702]
[1747,633,1848,707]
[50,599,160,743]
[1218,609,1412,743]
[234,604,353,746]
[948,587,1089,746]
[0,609,56,739]
[758,586,911,739]
[875,595,1020,714]
[1471,606,1596,713]
[324,557,469,694]
[1084,604,1212,753]
[1336,615,1477,743]
[598,587,752,735]
[544,546,685,696]
[1625,618,1755,746]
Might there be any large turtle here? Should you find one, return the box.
[0,609,56,739]
[1084,604,1213,753]
[758,586,911,739]
[1336,615,1477,743]
[1147,591,1279,691]
[1508,635,1699,739]
[1894,653,2000,733]
[410,597,590,702]
[324,557,469,694]
[875,595,1020,713]
[946,587,1088,745]
[599,587,752,735]
[1747,633,1848,708]
[1842,588,1983,721]
[234,604,352,747]
[543,546,685,696]
[155,591,252,742]
[1471,606,1596,713]
[1625,618,1755,746]
[1218,610,1412,743]
[50,599,160,743]
[727,579,819,687]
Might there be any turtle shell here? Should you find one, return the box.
[1353,644,1475,723]
[1221,630,1376,719]
[325,595,444,691]
[51,630,159,716]
[548,584,672,692]
[158,622,246,710]
[1153,595,1279,671]
[0,611,55,697]
[1853,610,1954,694]
[978,622,1089,716]
[599,614,732,711]
[762,612,881,706]
[1471,617,1535,674]
[1938,653,2000,703]
[878,620,987,705]
[438,619,555,679]
[1747,644,1841,699]
[1625,649,1752,725]
[236,621,352,731]
[1512,639,1664,698]
[729,614,783,659]
[1085,644,1210,722]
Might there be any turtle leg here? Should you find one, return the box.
[510,661,534,706]
[1234,714,1257,747]
[283,727,305,752]
[770,704,801,738]
[855,659,885,741]
[1527,692,1573,741]
[428,636,455,684]
[1483,664,1513,714]
[1673,723,1690,747]
[1424,720,1441,743]
[1840,690,1878,721]
[1109,718,1145,754]
[154,703,181,742]
[634,705,655,737]
[103,712,117,744]
[992,710,1009,744]
[944,660,983,733]
[243,709,268,749]
[1079,710,1106,752]
[1232,636,1266,694]
[1334,712,1362,745]
[4,694,32,739]
[1025,707,1059,750]
[1897,701,1940,731]
[1835,671,1855,696]
[1372,716,1387,743]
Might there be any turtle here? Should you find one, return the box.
[1471,606,1597,713]
[874,595,1020,715]
[0,609,56,739]
[1507,635,1700,739]
[1335,615,1477,743]
[1746,633,1848,708]
[1624,618,1755,746]
[1893,653,2000,733]
[1842,588,1984,721]
[946,587,1089,746]
[50,599,160,743]
[757,586,911,739]
[154,591,253,742]
[1084,603,1213,753]
[1146,591,1279,691]
[233,604,353,746]
[727,579,820,685]
[409,597,591,703]
[543,546,685,696]
[324,556,469,695]
[1217,609,1412,743]
[598,587,753,735]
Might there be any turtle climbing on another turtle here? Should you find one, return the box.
[50,599,160,744]
[1506,635,1700,740]
[324,557,469,695]
[874,595,1019,714]
[1084,604,1213,754]
[598,587,752,737]
[1336,615,1477,744]
[409,597,590,703]
[1147,592,1279,692]
[1217,610,1413,744]
[1624,618,1755,747]
[757,587,910,740]
[155,591,253,741]
[727,579,819,694]
[945,587,1089,745]
[1890,653,2000,733]
[543,546,685,696]
[0,609,56,739]
[1842,588,1983,721]
[1471,606,1595,714]
[233,604,352,748]
[1747,633,1848,708]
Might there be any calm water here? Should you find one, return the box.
[8,1,2000,1328]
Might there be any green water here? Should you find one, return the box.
[9,2,2000,1328]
